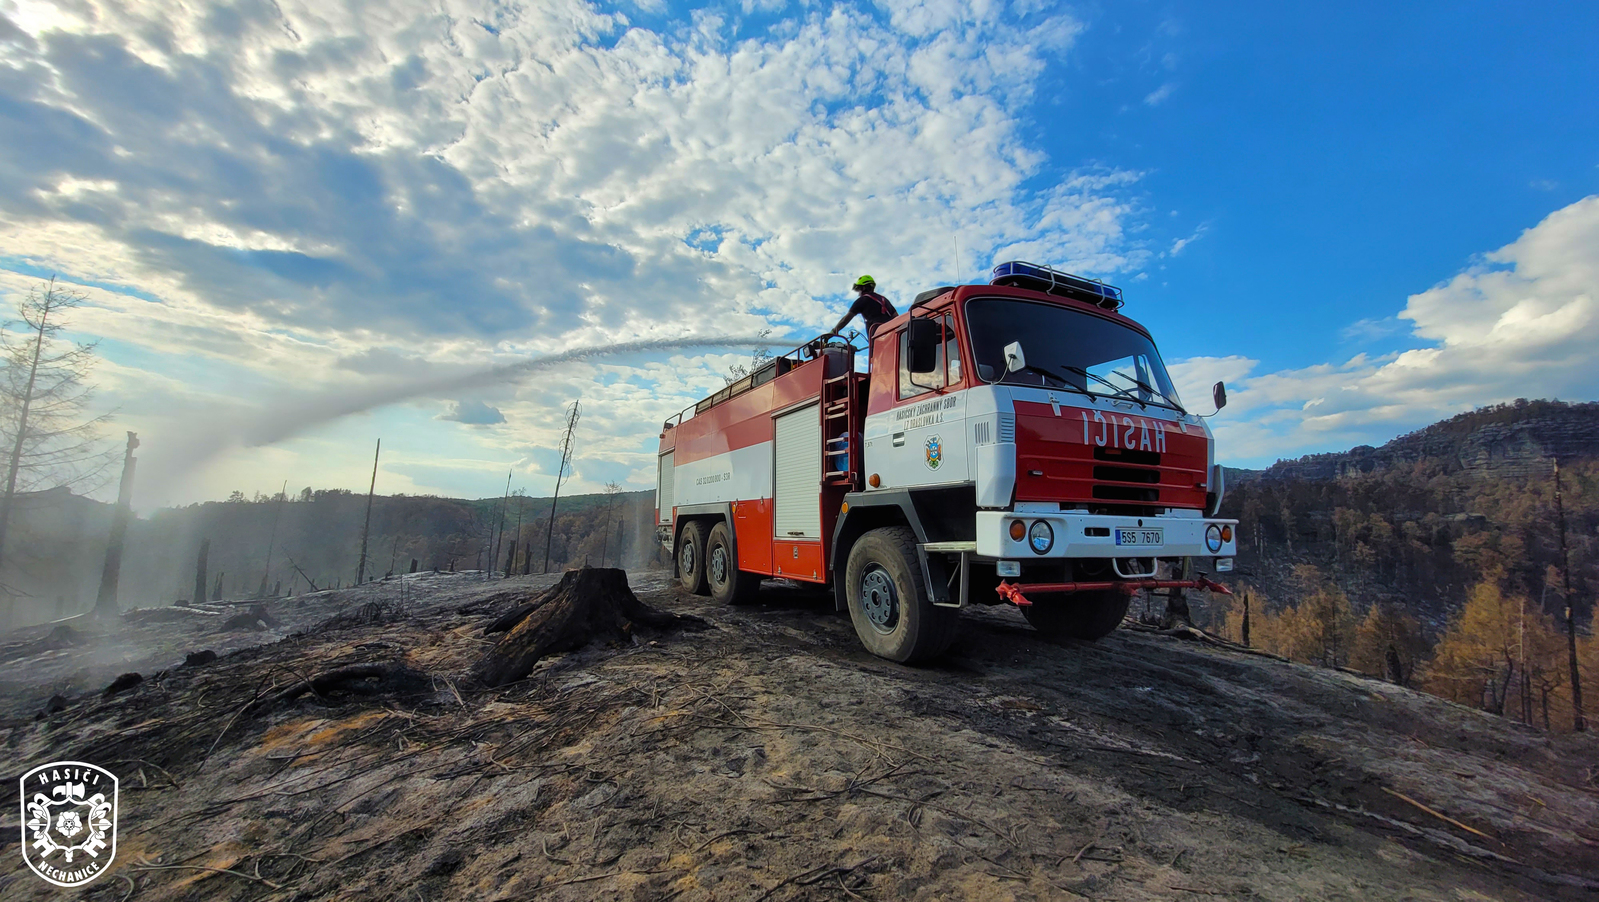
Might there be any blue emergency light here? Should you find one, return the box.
[990,261,1123,310]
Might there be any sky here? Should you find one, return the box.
[0,0,1594,510]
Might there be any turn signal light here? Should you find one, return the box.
[868,474,881,487]
[1221,525,1233,542]
[1008,519,1026,541]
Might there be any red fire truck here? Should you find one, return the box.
[656,261,1236,662]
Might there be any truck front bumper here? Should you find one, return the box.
[975,511,1238,560]
[996,577,1234,606]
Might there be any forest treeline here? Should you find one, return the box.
[1210,400,1598,732]
[142,486,670,598]
[0,486,668,626]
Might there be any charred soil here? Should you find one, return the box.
[1,570,1596,901]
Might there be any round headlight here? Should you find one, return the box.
[1028,520,1054,554]
[1205,524,1223,554]
[1008,519,1027,541]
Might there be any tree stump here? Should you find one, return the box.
[467,568,705,688]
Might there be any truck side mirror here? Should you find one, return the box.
[1213,381,1227,411]
[905,317,940,374]
[1003,341,1026,374]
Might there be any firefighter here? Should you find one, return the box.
[828,275,898,339]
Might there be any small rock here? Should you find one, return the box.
[573,784,618,810]
[42,695,68,715]
[103,673,143,696]
[183,650,218,667]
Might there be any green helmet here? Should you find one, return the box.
[853,274,876,288]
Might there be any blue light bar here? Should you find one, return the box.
[990,261,1123,310]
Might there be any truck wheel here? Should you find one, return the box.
[1022,588,1130,641]
[678,520,709,595]
[845,526,958,663]
[707,522,759,606]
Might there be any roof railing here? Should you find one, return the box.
[662,332,856,429]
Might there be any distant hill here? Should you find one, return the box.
[1217,398,1598,635]
[1258,399,1599,481]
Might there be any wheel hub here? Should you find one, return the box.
[710,545,728,585]
[860,567,899,634]
[680,541,696,576]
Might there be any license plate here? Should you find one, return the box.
[1115,528,1163,546]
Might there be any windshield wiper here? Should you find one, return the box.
[1110,369,1187,414]
[1051,364,1147,410]
[1008,365,1096,401]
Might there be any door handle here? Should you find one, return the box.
[892,432,905,447]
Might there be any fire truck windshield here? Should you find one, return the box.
[964,298,1185,412]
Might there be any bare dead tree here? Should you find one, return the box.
[0,278,115,575]
[723,328,774,384]
[489,469,511,578]
[542,400,581,573]
[1555,459,1585,732]
[509,489,525,573]
[355,439,381,584]
[259,480,286,596]
[193,539,210,605]
[91,431,138,617]
[601,480,622,566]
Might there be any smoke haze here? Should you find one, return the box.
[138,334,788,502]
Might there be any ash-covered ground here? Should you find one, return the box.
[1,570,1596,901]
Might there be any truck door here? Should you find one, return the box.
[873,313,969,489]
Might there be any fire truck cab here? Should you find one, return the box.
[658,261,1237,663]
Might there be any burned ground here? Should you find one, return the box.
[1,571,1596,901]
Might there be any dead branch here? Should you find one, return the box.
[1379,786,1499,845]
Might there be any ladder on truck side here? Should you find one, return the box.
[822,367,863,489]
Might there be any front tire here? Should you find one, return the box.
[845,526,958,663]
[707,522,760,606]
[678,520,709,595]
[1022,588,1130,641]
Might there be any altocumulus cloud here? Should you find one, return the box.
[440,400,506,426]
[1167,195,1599,465]
[0,0,1153,503]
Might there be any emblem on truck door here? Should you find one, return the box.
[925,435,942,470]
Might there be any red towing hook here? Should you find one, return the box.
[995,578,1233,607]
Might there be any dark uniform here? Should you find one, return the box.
[832,277,897,338]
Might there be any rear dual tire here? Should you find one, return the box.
[707,522,760,606]
[678,520,709,596]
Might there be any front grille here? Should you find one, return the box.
[1093,485,1160,503]
[974,421,992,445]
[1094,446,1160,466]
[1093,465,1159,484]
[1088,502,1166,516]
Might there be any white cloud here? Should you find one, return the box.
[1339,316,1402,342]
[0,0,1158,504]
[1189,196,1599,464]
[1167,222,1207,256]
[1143,82,1175,106]
[439,400,505,425]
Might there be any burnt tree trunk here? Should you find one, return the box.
[1161,559,1193,629]
[468,567,703,688]
[193,539,210,606]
